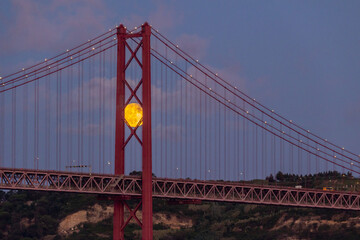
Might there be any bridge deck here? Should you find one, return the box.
[0,168,359,210]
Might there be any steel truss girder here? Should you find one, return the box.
[1,167,360,211]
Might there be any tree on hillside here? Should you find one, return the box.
[276,171,285,182]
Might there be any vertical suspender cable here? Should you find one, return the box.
[0,82,4,166]
[200,77,202,179]
[67,60,71,170]
[45,66,50,170]
[99,45,102,173]
[161,63,163,177]
[80,60,84,172]
[224,90,226,180]
[35,74,39,169]
[23,80,28,168]
[218,101,221,180]
[56,69,59,170]
[243,102,245,180]
[204,76,207,180]
[102,48,106,174]
[11,83,16,168]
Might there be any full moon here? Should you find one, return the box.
[124,103,143,128]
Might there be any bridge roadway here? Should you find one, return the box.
[0,167,359,210]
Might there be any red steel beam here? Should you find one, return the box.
[114,24,126,240]
[141,22,153,240]
[1,168,360,211]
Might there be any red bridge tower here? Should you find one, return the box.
[113,22,153,240]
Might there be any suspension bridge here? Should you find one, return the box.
[1,22,360,239]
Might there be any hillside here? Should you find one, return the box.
[1,171,360,240]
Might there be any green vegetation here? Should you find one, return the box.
[0,191,98,239]
[270,170,358,191]
[0,171,360,239]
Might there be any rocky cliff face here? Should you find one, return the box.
[273,213,360,231]
[58,204,113,236]
[57,203,193,237]
[269,212,360,239]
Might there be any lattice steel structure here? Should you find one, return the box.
[1,168,360,211]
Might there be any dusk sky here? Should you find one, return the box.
[1,0,360,156]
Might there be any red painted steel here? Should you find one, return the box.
[114,24,126,240]
[112,22,153,239]
[121,201,143,230]
[141,22,153,240]
[1,168,360,210]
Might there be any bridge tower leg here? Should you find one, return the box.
[141,22,153,240]
[113,23,153,240]
[114,24,126,240]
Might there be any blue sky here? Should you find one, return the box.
[1,0,360,174]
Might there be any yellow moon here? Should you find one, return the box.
[124,103,143,128]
